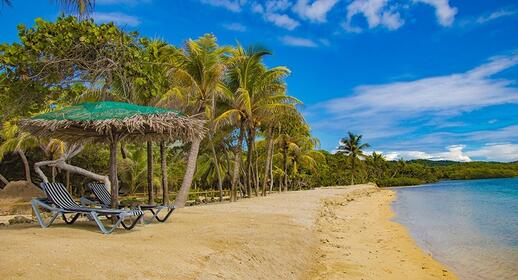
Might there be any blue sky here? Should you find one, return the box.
[1,0,517,162]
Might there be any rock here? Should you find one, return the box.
[0,222,6,227]
[8,216,33,225]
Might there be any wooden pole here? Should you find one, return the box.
[109,138,119,209]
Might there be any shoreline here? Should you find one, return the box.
[0,185,456,279]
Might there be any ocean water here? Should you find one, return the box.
[392,178,518,280]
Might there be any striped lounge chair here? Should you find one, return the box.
[85,182,175,224]
[32,182,144,234]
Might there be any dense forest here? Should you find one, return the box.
[1,16,516,206]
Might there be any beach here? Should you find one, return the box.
[0,184,456,280]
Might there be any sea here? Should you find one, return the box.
[392,178,518,280]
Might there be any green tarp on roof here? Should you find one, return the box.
[33,101,182,121]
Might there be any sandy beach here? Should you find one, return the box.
[0,184,456,280]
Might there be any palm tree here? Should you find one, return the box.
[337,132,370,185]
[218,45,296,198]
[162,34,228,207]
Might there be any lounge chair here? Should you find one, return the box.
[86,182,175,223]
[32,182,144,234]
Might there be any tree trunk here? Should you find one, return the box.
[109,139,119,209]
[160,141,169,205]
[17,149,31,184]
[66,169,71,193]
[120,143,127,159]
[230,124,245,202]
[245,129,254,197]
[283,143,288,192]
[262,127,274,196]
[351,156,355,185]
[0,172,9,186]
[147,141,154,205]
[174,138,202,208]
[209,137,223,202]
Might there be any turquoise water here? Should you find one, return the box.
[392,178,518,280]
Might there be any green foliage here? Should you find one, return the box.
[376,177,427,187]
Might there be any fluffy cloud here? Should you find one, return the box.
[413,0,457,26]
[381,145,472,162]
[319,54,518,119]
[292,0,339,22]
[344,0,404,32]
[280,35,318,47]
[466,143,518,162]
[381,143,518,162]
[252,1,300,30]
[222,22,247,31]
[92,12,141,26]
[200,0,247,12]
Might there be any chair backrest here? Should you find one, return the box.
[88,182,112,206]
[41,182,81,210]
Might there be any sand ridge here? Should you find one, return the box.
[0,184,456,279]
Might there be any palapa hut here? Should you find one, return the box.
[20,101,206,207]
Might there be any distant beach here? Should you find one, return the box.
[393,178,518,280]
[0,184,456,280]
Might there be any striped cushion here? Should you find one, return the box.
[41,182,84,211]
[41,182,143,216]
[88,182,112,206]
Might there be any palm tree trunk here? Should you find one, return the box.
[269,151,274,192]
[230,123,245,202]
[147,141,154,205]
[174,138,202,208]
[351,156,355,185]
[245,128,254,197]
[282,143,288,192]
[109,139,119,209]
[16,149,31,184]
[160,141,169,205]
[209,137,223,202]
[262,127,274,196]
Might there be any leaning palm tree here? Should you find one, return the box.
[337,132,370,185]
[161,34,228,207]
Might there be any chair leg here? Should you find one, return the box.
[146,207,175,223]
[121,214,144,230]
[62,213,81,224]
[31,199,60,228]
[90,212,135,234]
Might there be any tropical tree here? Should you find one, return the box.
[337,132,370,185]
[162,34,228,207]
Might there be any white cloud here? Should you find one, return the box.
[477,9,517,24]
[319,54,518,118]
[252,1,300,30]
[413,0,457,26]
[280,35,318,47]
[381,145,472,162]
[309,53,518,155]
[344,0,404,32]
[293,0,339,22]
[222,22,247,31]
[200,0,247,12]
[466,143,518,162]
[92,12,141,26]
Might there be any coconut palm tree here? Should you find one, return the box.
[337,132,370,185]
[161,34,228,207]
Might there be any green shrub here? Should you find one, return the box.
[376,177,427,187]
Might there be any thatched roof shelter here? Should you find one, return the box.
[20,101,206,207]
[21,101,205,143]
